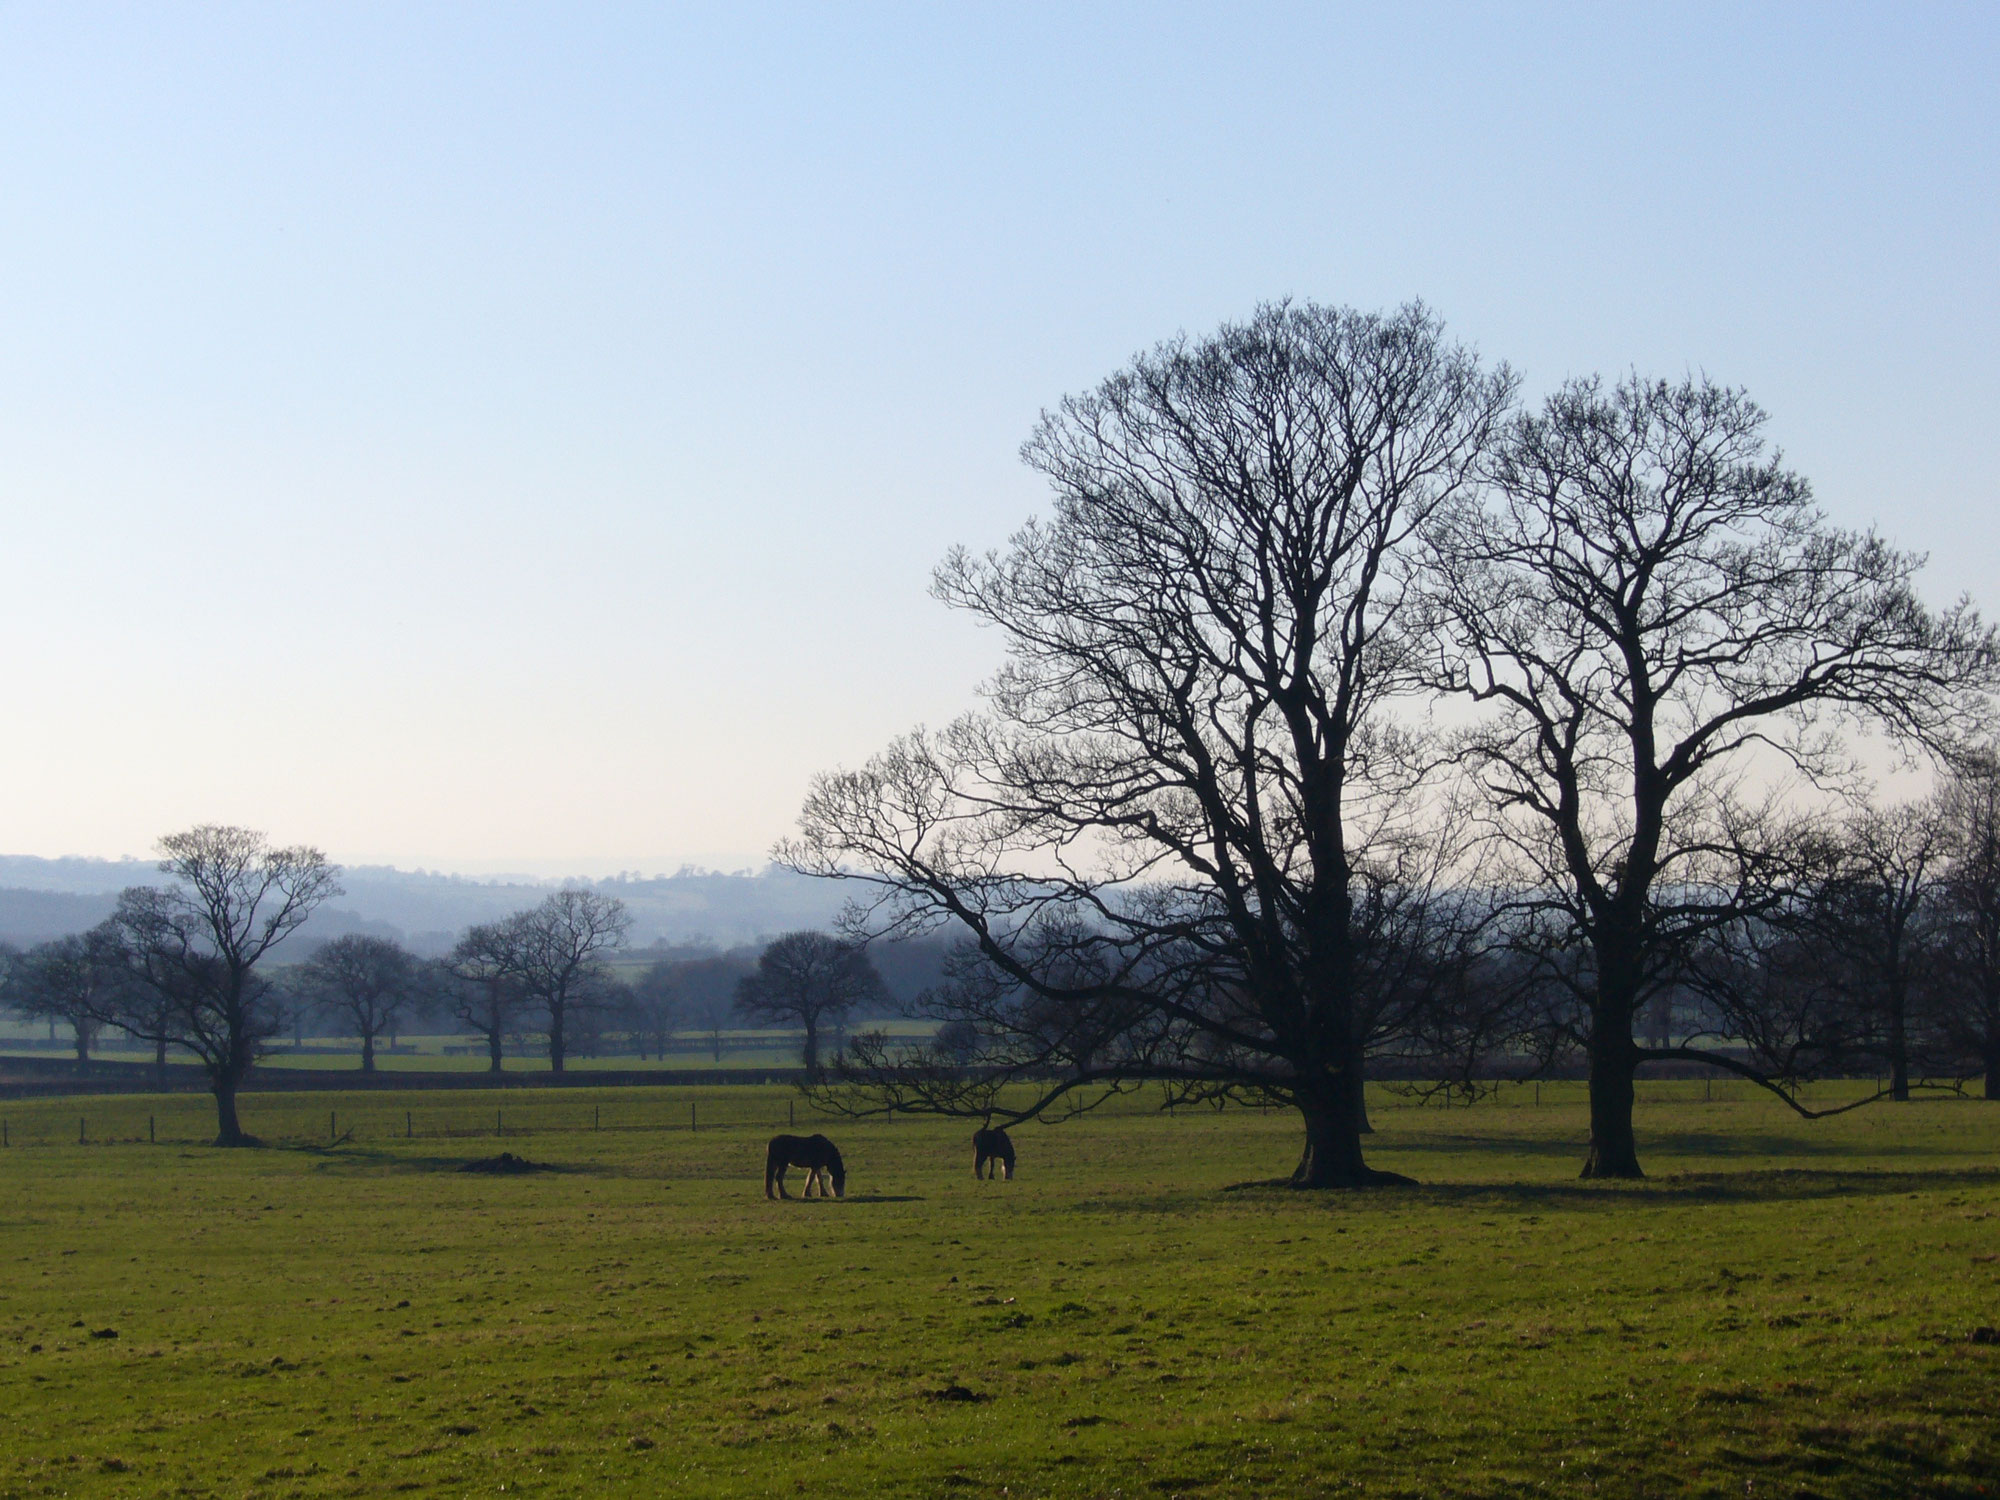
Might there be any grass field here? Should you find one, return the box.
[1,1083,1997,1498]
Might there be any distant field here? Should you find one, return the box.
[1,1083,1997,1497]
[0,1024,938,1075]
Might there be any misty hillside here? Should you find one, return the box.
[0,857,853,955]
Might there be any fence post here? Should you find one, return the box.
[691,1102,697,1133]
[407,1110,413,1140]
[497,1109,502,1138]
[79,1116,86,1144]
[150,1114,156,1144]
[330,1111,336,1143]
[789,1100,795,1129]
[1534,1082,1540,1107]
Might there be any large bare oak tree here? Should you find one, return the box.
[785,301,1513,1186]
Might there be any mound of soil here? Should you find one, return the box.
[457,1152,546,1175]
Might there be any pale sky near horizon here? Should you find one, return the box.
[2,3,1995,876]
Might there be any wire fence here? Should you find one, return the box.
[0,1077,1896,1150]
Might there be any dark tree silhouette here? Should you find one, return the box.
[5,932,119,1073]
[441,932,524,1074]
[624,960,681,1059]
[91,826,341,1145]
[1796,802,1955,1101]
[1937,750,2000,1098]
[298,934,423,1073]
[1424,374,1997,1177]
[784,301,1513,1187]
[481,889,631,1074]
[734,931,886,1071]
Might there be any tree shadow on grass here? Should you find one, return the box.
[1215,1164,2000,1211]
[1377,1126,1992,1161]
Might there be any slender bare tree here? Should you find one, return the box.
[485,889,632,1074]
[1423,374,1996,1177]
[1937,749,2000,1098]
[91,827,341,1145]
[441,931,524,1074]
[785,301,1515,1186]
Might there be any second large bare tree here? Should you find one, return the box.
[1425,375,1996,1177]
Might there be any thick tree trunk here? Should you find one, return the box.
[154,1038,168,1089]
[73,1028,90,1075]
[361,1034,376,1074]
[1581,1018,1643,1179]
[212,1085,253,1147]
[1984,1027,1999,1100]
[548,1007,566,1075]
[802,1018,820,1073]
[487,1029,504,1073]
[1341,1061,1373,1135]
[1291,1090,1412,1188]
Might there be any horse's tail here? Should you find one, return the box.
[764,1138,781,1199]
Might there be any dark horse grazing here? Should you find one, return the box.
[765,1134,846,1199]
[972,1124,1015,1180]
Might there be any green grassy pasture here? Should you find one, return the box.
[1,1084,1997,1498]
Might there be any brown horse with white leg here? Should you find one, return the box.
[972,1124,1015,1180]
[765,1133,846,1199]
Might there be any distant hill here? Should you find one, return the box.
[0,857,855,955]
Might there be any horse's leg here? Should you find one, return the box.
[776,1163,791,1199]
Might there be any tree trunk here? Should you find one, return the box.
[802,1017,820,1073]
[548,1006,566,1075]
[1341,1062,1373,1135]
[1887,993,1911,1101]
[1580,1014,1643,1179]
[361,1033,376,1074]
[1984,1026,1999,1101]
[1291,1088,1411,1188]
[73,1027,90,1075]
[155,1037,169,1089]
[487,1028,504,1074]
[212,1085,253,1147]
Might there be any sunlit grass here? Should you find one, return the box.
[1,1083,1996,1497]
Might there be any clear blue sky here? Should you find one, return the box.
[1,3,1994,873]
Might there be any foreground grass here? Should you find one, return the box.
[0,1088,1997,1498]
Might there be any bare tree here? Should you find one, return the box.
[734,931,886,1071]
[1424,374,1997,1177]
[784,302,1514,1187]
[5,932,120,1073]
[297,934,422,1073]
[483,889,632,1074]
[440,931,525,1075]
[625,960,681,1059]
[1797,801,1955,1100]
[91,827,341,1146]
[1937,750,2000,1098]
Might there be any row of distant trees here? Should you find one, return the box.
[782,299,2000,1187]
[0,825,890,1144]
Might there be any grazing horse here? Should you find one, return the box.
[765,1133,845,1200]
[972,1124,1015,1180]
